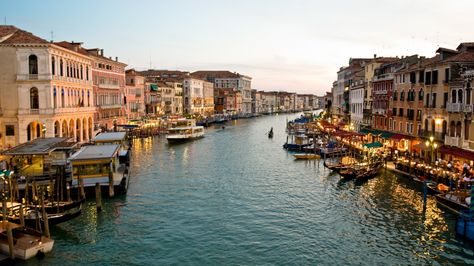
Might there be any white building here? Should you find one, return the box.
[0,26,95,150]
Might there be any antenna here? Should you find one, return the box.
[4,16,6,25]
[50,30,54,42]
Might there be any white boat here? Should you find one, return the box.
[166,119,204,143]
[293,154,321,160]
[0,221,54,260]
[166,126,204,143]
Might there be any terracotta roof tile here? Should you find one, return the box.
[0,26,49,44]
[54,41,90,56]
[191,71,242,79]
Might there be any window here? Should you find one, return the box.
[443,92,448,107]
[399,108,404,117]
[426,93,430,107]
[392,108,397,116]
[452,90,457,103]
[393,90,398,101]
[418,89,424,101]
[400,90,405,101]
[458,89,463,103]
[425,72,432,85]
[60,59,63,76]
[5,125,14,136]
[29,55,38,75]
[80,65,83,80]
[432,93,437,108]
[30,87,39,109]
[417,110,422,121]
[86,66,89,80]
[468,90,471,105]
[410,72,416,84]
[51,56,55,75]
[419,70,425,83]
[445,68,450,83]
[432,70,438,84]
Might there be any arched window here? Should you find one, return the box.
[61,88,65,107]
[30,87,39,109]
[393,90,398,101]
[87,90,90,106]
[452,90,457,103]
[53,87,57,108]
[418,88,424,101]
[86,66,89,80]
[51,56,56,75]
[80,65,83,80]
[400,90,405,101]
[60,59,64,76]
[458,89,463,104]
[66,62,70,77]
[467,89,471,105]
[29,55,38,75]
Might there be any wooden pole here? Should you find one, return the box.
[2,192,7,223]
[19,202,24,227]
[79,178,85,200]
[6,224,14,259]
[14,180,19,202]
[67,183,71,202]
[41,192,50,238]
[25,179,29,206]
[108,170,114,198]
[95,183,102,212]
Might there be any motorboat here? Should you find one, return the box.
[166,119,204,143]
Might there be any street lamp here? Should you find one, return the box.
[425,136,438,165]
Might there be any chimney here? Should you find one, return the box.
[100,49,104,56]
[115,56,118,62]
[374,54,377,59]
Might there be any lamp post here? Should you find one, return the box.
[425,136,438,165]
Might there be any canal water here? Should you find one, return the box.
[20,114,474,265]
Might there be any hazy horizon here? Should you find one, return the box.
[2,0,474,95]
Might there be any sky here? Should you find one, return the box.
[1,0,474,95]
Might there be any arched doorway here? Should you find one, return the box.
[442,120,447,138]
[82,118,87,141]
[62,120,68,137]
[76,118,81,142]
[88,117,93,140]
[69,120,74,139]
[456,121,462,137]
[54,121,60,137]
[450,121,455,137]
[26,121,42,141]
[465,119,470,140]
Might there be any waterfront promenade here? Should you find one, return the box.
[14,113,473,265]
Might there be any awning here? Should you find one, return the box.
[439,146,474,161]
[359,129,393,139]
[390,133,414,141]
[150,84,158,91]
[363,142,383,148]
[413,142,430,151]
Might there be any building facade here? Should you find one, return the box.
[0,27,96,150]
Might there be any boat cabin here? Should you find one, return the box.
[92,132,130,164]
[69,144,128,189]
[1,138,77,179]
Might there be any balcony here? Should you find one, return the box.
[463,104,473,113]
[447,103,461,112]
[444,135,461,147]
[98,83,120,89]
[17,74,52,81]
[373,108,386,115]
[418,130,445,141]
[54,106,96,114]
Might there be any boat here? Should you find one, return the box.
[283,134,312,151]
[268,127,274,139]
[435,190,470,214]
[0,221,54,260]
[338,160,383,180]
[166,119,204,143]
[293,154,321,160]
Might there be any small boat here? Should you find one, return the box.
[293,154,321,160]
[166,119,204,143]
[0,221,54,260]
[435,191,470,214]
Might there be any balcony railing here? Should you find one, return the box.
[463,104,473,113]
[418,130,445,141]
[447,103,461,112]
[17,74,51,81]
[445,135,461,147]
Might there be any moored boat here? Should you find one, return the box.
[293,154,321,160]
[435,190,470,214]
[0,221,54,260]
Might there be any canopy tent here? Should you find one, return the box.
[363,142,384,149]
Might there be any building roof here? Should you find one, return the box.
[69,144,120,161]
[2,138,75,155]
[191,70,249,79]
[54,41,90,56]
[93,132,126,142]
[0,25,49,44]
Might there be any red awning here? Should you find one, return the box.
[439,146,474,161]
[332,130,365,138]
[390,133,414,141]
